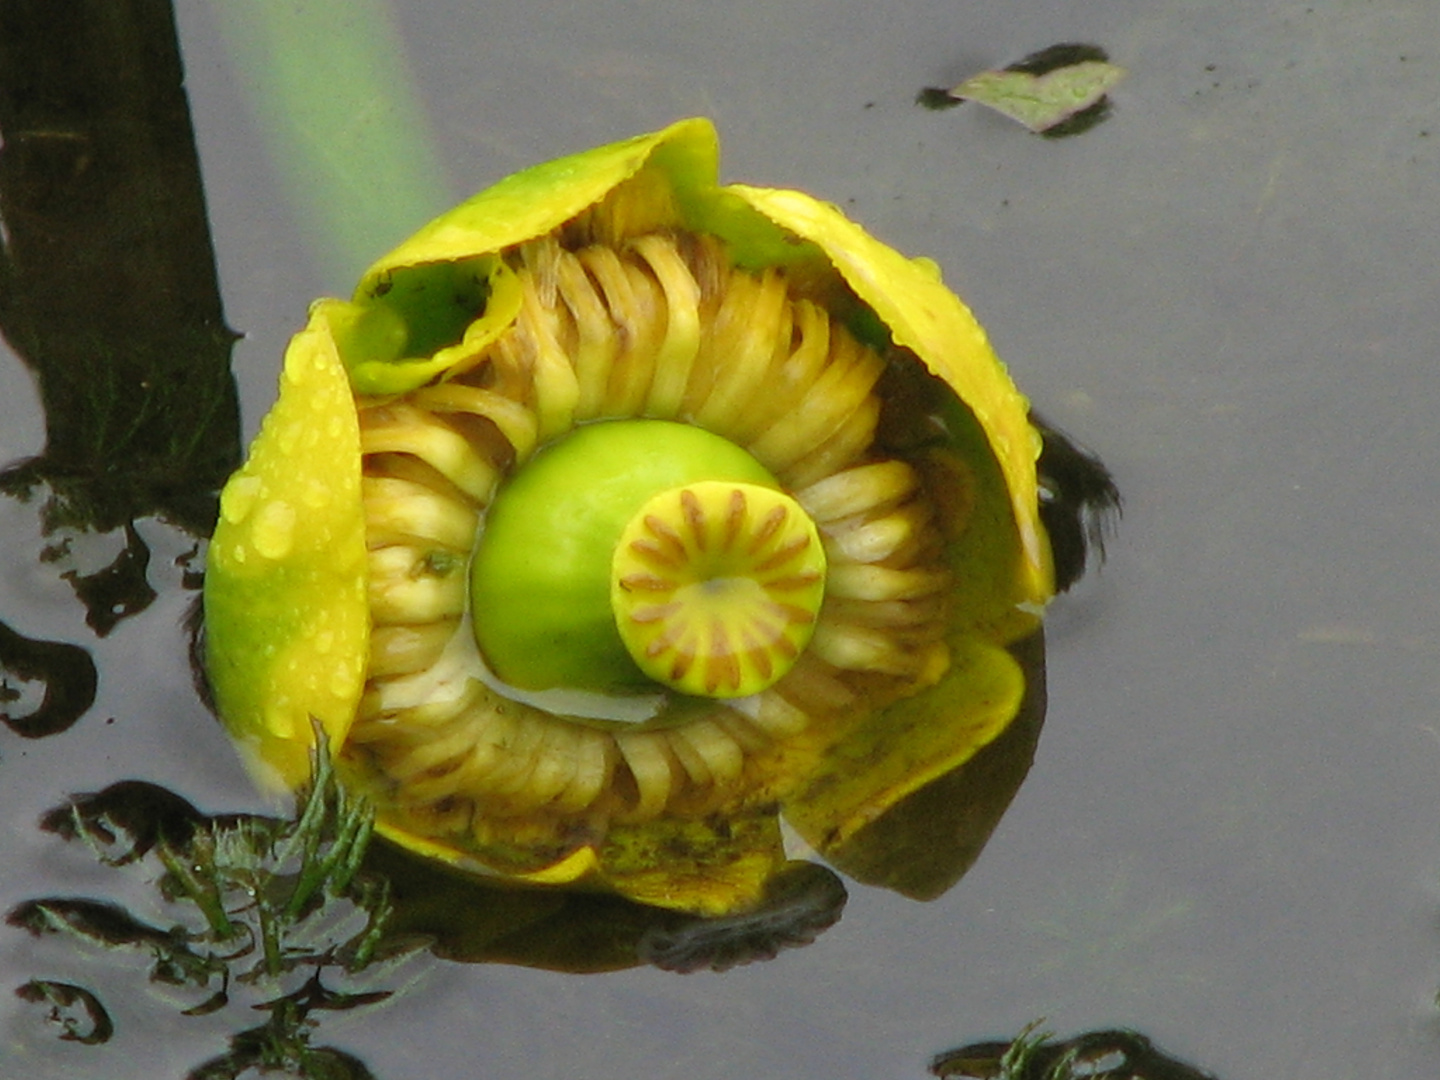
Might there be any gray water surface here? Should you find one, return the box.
[3,1,1438,1077]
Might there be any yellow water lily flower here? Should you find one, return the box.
[203,118,1054,917]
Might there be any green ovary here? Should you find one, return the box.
[469,419,797,696]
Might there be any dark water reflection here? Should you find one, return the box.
[4,0,1440,1078]
[0,0,239,539]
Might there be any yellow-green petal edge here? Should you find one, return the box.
[204,304,369,792]
[782,636,1025,875]
[356,120,718,289]
[725,184,1051,609]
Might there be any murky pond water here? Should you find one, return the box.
[3,1,1439,1077]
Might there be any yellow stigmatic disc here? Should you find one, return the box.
[611,480,827,698]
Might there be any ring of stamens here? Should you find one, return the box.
[345,216,958,847]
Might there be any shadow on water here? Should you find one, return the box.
[0,0,237,923]
[0,3,1200,1079]
[0,0,240,632]
[6,632,1058,1077]
[930,1020,1218,1080]
[0,617,96,738]
[12,756,1220,1077]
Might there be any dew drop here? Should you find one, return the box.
[220,474,262,524]
[329,662,359,700]
[251,499,297,561]
[300,479,331,510]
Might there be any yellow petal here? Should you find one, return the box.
[204,303,369,791]
[783,633,1032,896]
[724,183,1051,609]
[597,812,786,916]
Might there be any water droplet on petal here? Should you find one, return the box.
[220,474,262,524]
[251,499,297,561]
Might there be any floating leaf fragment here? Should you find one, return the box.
[925,43,1125,136]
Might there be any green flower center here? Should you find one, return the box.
[468,418,823,700]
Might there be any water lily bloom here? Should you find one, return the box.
[203,118,1053,916]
